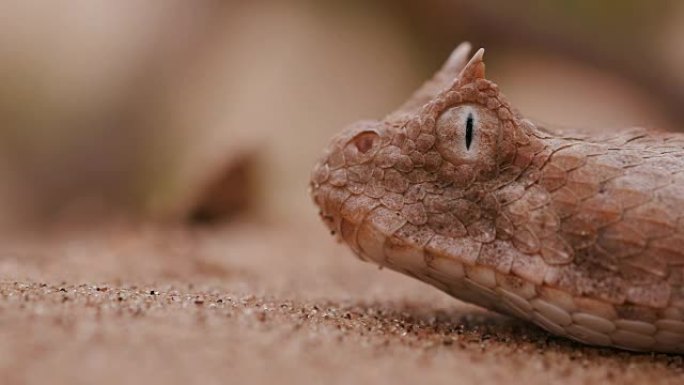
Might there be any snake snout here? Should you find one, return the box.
[310,120,385,247]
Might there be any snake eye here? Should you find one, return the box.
[435,104,501,171]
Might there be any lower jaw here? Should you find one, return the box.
[334,210,684,354]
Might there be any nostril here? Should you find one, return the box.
[351,131,380,154]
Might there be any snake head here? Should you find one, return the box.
[310,43,538,268]
[311,43,684,354]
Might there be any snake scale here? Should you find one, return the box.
[310,43,684,353]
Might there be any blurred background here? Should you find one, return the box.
[1,0,683,233]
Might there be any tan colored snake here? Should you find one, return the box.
[310,43,684,353]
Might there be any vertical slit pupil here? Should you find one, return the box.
[465,113,474,150]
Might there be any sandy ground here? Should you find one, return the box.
[0,219,682,385]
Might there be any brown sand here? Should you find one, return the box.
[0,219,682,385]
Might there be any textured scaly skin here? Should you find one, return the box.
[310,43,684,353]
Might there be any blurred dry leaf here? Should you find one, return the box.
[143,2,423,224]
[183,150,257,224]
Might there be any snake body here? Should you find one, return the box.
[310,43,684,353]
